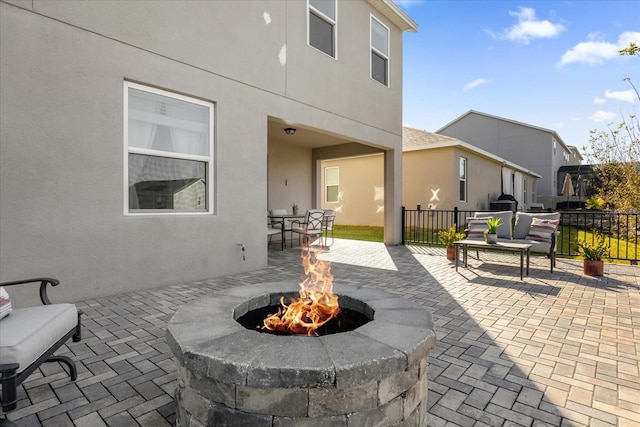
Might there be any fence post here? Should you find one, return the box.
[454,206,458,230]
[401,206,406,245]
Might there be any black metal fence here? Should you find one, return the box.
[402,206,639,264]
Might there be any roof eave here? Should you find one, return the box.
[367,0,418,32]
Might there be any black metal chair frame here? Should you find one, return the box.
[291,209,325,248]
[322,209,336,247]
[0,278,82,426]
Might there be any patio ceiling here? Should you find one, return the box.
[267,117,354,149]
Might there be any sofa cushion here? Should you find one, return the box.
[526,218,560,244]
[509,239,552,254]
[0,303,77,373]
[514,212,561,239]
[0,286,11,319]
[474,211,513,239]
[467,217,490,240]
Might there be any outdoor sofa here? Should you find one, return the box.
[468,210,561,272]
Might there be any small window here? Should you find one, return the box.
[459,157,467,202]
[371,16,389,86]
[325,166,339,203]
[124,82,214,214]
[308,0,336,57]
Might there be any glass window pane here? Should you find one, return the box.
[129,154,207,211]
[325,167,339,185]
[309,12,334,56]
[128,88,209,156]
[326,185,339,203]
[371,18,388,55]
[459,158,466,179]
[371,52,387,85]
[310,0,335,20]
[459,181,466,201]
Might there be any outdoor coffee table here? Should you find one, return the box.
[454,239,533,280]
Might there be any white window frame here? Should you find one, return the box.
[308,0,337,58]
[370,15,389,86]
[325,166,339,203]
[459,157,467,202]
[123,81,215,216]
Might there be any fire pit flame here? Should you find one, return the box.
[263,249,341,336]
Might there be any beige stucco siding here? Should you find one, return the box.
[321,155,385,227]
[403,148,454,210]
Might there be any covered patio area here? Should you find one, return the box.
[5,240,639,426]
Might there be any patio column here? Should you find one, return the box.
[384,148,402,245]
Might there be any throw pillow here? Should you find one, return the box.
[0,286,12,319]
[526,218,560,243]
[467,217,490,240]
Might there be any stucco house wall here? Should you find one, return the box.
[320,155,385,227]
[437,110,576,198]
[0,0,416,305]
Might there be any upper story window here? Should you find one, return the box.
[124,82,214,215]
[308,0,336,57]
[371,16,389,86]
[325,166,339,203]
[459,157,467,202]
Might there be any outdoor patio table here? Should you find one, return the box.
[454,239,533,280]
[268,213,305,251]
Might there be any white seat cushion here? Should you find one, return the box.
[0,304,77,373]
[509,238,552,254]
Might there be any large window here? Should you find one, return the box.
[371,16,389,86]
[459,157,467,202]
[124,82,214,214]
[325,166,339,203]
[308,0,336,57]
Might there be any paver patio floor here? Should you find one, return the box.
[4,239,639,426]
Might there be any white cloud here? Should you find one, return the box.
[605,89,637,103]
[593,97,606,105]
[559,31,640,66]
[589,110,617,122]
[464,78,489,91]
[493,7,565,44]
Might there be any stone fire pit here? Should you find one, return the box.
[167,281,436,426]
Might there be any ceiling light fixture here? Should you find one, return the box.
[284,127,296,135]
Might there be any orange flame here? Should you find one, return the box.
[263,250,341,336]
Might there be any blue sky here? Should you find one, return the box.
[396,0,640,156]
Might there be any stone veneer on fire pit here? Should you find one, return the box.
[167,282,436,426]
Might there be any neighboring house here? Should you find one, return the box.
[320,127,539,227]
[402,127,540,212]
[0,0,417,304]
[568,145,584,166]
[436,110,580,205]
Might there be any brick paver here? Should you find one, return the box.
[3,239,639,426]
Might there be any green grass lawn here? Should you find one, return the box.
[333,225,384,242]
[556,225,639,261]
